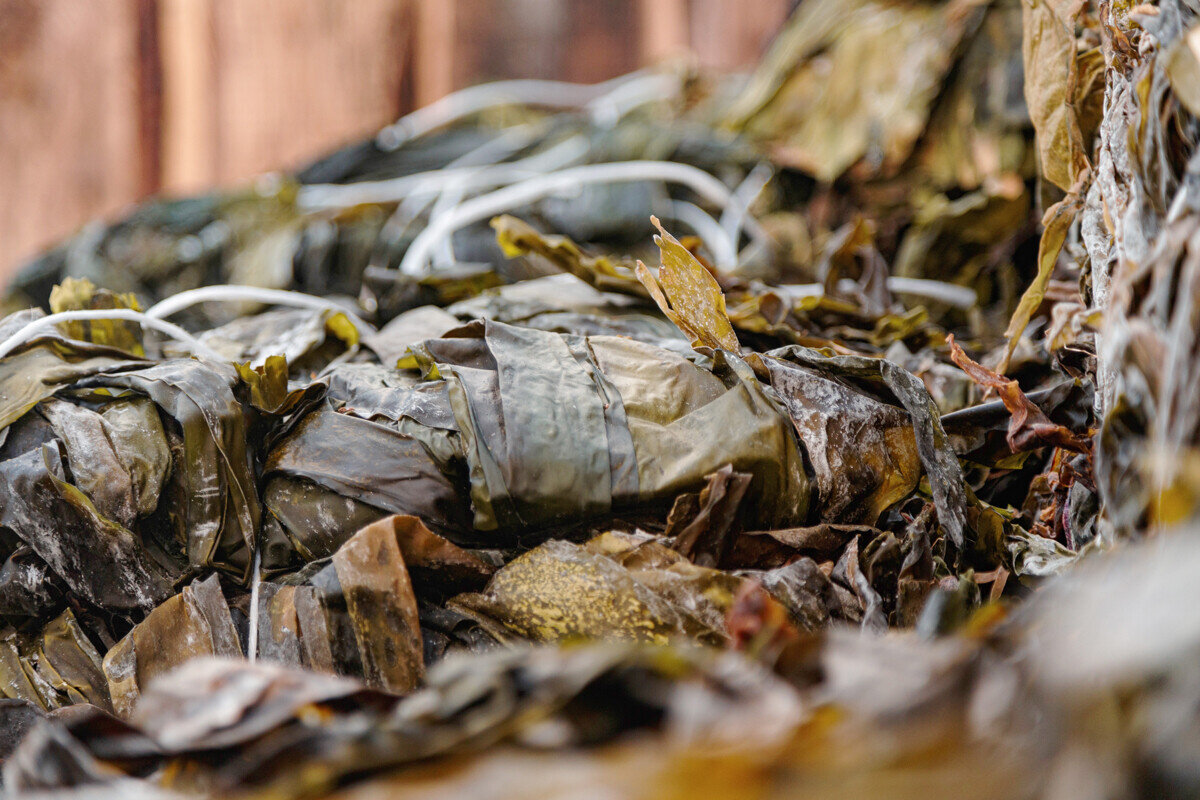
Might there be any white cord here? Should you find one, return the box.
[427,135,595,268]
[772,278,978,309]
[145,286,376,334]
[399,161,743,276]
[375,71,673,151]
[885,277,978,308]
[667,200,738,267]
[300,69,672,212]
[300,131,595,213]
[721,163,773,251]
[586,73,681,128]
[0,309,226,361]
[430,176,469,267]
[247,546,262,663]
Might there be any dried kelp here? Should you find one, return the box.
[5,0,1200,796]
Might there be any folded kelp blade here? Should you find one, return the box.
[262,393,471,549]
[100,515,490,717]
[947,334,1091,454]
[0,310,150,433]
[47,279,146,358]
[756,344,970,550]
[68,359,261,578]
[399,318,810,534]
[6,640,805,798]
[1,609,111,713]
[178,305,360,374]
[102,575,242,719]
[37,397,170,533]
[666,463,753,567]
[0,439,175,612]
[753,352,923,526]
[439,272,682,344]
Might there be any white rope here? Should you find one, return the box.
[426,136,594,267]
[299,133,593,213]
[399,161,743,276]
[586,73,681,127]
[375,71,671,151]
[145,286,376,334]
[0,309,226,362]
[721,163,773,250]
[247,547,262,663]
[430,177,470,267]
[885,277,978,308]
[299,69,669,212]
[667,200,738,267]
[773,278,978,309]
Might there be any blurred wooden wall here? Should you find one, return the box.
[0,0,792,284]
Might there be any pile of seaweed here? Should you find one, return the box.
[2,1,1200,797]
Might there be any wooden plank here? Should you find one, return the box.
[134,0,164,195]
[0,0,144,283]
[639,0,689,65]
[159,0,216,193]
[687,0,791,72]
[451,0,566,86]
[414,0,457,108]
[161,0,413,191]
[447,0,640,90]
[562,0,641,83]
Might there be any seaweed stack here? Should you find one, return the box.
[2,1,1200,797]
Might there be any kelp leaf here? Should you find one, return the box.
[0,315,148,431]
[1021,0,1089,191]
[40,399,140,529]
[48,278,145,357]
[362,515,496,596]
[760,345,968,549]
[667,464,752,568]
[450,536,736,645]
[325,312,360,348]
[194,307,356,371]
[948,335,1090,453]
[102,575,241,718]
[233,355,320,416]
[74,360,262,577]
[1166,25,1200,118]
[326,517,425,692]
[491,215,647,298]
[636,217,740,352]
[1001,189,1082,371]
[0,441,175,611]
[128,657,367,753]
